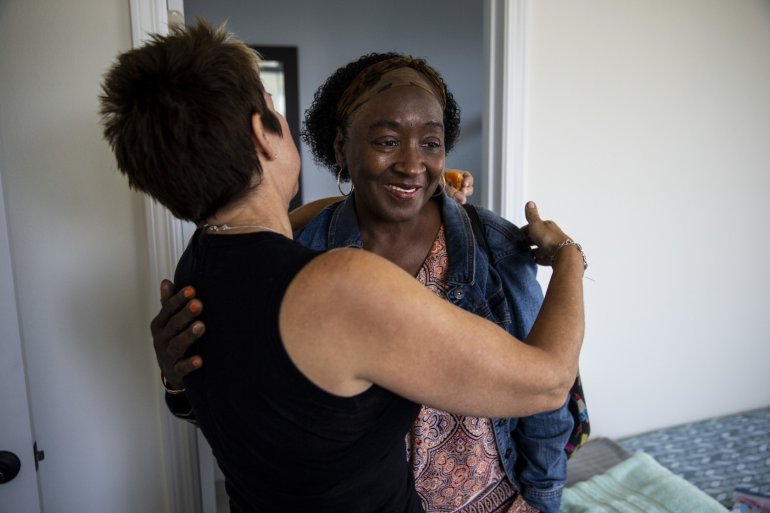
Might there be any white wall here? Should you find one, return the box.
[0,0,170,511]
[526,0,770,438]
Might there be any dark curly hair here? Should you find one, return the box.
[301,52,461,181]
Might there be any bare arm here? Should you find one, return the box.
[149,176,478,388]
[280,202,584,419]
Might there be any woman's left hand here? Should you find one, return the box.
[444,169,474,205]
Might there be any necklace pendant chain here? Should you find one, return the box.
[205,224,280,234]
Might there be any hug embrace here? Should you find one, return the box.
[100,20,586,513]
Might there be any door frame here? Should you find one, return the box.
[0,160,42,513]
[483,0,528,226]
[128,2,203,513]
[129,0,529,511]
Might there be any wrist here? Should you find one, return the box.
[161,372,186,395]
[551,239,588,271]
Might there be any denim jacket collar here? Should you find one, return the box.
[324,194,364,250]
[323,193,478,287]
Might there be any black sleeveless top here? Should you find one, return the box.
[175,230,423,513]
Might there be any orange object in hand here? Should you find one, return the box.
[444,170,464,189]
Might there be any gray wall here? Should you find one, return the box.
[184,0,485,202]
[0,0,169,511]
[526,0,770,437]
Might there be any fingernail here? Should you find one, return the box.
[192,358,202,368]
[183,287,195,299]
[192,322,203,335]
[188,301,201,313]
[527,201,536,208]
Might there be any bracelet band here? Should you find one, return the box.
[552,239,588,271]
[161,372,186,395]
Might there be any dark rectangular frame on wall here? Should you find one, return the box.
[250,45,302,210]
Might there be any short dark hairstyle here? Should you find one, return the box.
[301,52,461,181]
[99,20,282,223]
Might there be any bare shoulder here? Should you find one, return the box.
[288,247,418,300]
[277,248,424,396]
[282,247,430,335]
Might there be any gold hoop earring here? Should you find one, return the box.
[337,166,354,196]
[432,173,447,198]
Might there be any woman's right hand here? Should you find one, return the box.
[521,201,575,268]
[151,279,206,391]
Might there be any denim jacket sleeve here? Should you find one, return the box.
[300,197,572,513]
[474,206,572,513]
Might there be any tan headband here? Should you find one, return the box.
[336,59,447,122]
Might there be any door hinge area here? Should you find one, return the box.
[167,0,185,28]
[33,441,45,471]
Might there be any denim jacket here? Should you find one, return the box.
[295,193,572,513]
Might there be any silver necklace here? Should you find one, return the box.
[204,223,281,234]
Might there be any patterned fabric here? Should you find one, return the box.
[414,225,452,298]
[408,226,538,513]
[564,372,590,458]
[620,407,770,509]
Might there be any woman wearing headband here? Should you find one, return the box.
[144,44,582,513]
[304,53,574,513]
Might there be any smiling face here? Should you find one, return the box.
[335,85,445,226]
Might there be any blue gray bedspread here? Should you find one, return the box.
[619,406,770,508]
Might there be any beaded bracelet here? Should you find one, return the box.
[552,239,588,271]
[161,372,186,395]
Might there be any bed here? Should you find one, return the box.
[563,406,770,512]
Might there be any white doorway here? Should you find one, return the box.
[129,1,527,512]
[0,170,42,512]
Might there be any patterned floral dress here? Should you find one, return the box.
[408,226,538,513]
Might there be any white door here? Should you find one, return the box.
[0,172,42,512]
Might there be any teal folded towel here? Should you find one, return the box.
[561,451,727,512]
